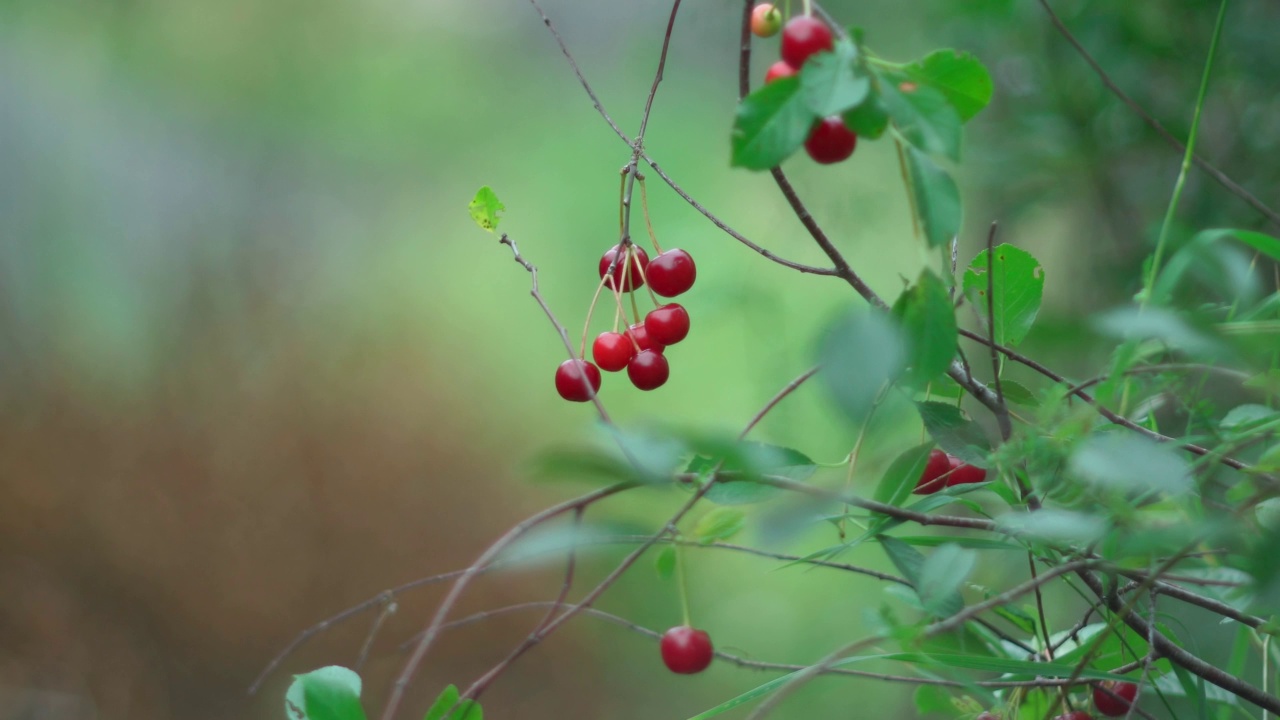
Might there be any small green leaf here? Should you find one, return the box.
[1195,228,1280,263]
[654,546,677,580]
[688,442,817,505]
[285,667,365,720]
[467,187,504,233]
[915,401,990,466]
[800,40,870,117]
[880,75,962,161]
[423,685,483,720]
[997,509,1109,545]
[917,543,975,617]
[873,443,935,512]
[1221,404,1279,431]
[1092,306,1225,359]
[904,146,962,249]
[998,379,1039,407]
[842,90,890,139]
[695,507,746,544]
[731,76,816,170]
[892,270,959,384]
[1068,431,1193,495]
[963,244,1045,347]
[902,50,994,122]
[817,310,906,423]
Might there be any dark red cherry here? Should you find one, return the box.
[765,60,796,84]
[626,323,665,354]
[644,304,690,346]
[780,15,833,69]
[554,359,601,402]
[945,456,988,486]
[659,626,714,674]
[1093,681,1139,717]
[627,350,669,391]
[913,449,952,495]
[592,332,635,372]
[647,249,696,297]
[599,244,650,292]
[805,117,857,164]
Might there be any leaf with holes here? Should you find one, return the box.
[285,667,366,720]
[963,244,1044,347]
[467,187,505,233]
[880,73,962,161]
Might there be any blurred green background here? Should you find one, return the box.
[2,0,1277,718]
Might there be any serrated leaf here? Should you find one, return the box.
[695,507,746,544]
[903,50,994,122]
[285,667,365,720]
[731,76,816,170]
[654,546,677,580]
[892,270,958,384]
[915,401,990,466]
[817,310,906,424]
[880,74,962,161]
[467,187,504,233]
[1068,431,1193,495]
[998,379,1039,407]
[800,39,870,117]
[904,146,961,249]
[917,544,975,617]
[963,244,1045,347]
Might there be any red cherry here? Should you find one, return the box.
[913,449,951,495]
[1093,681,1138,717]
[1053,713,1093,720]
[599,244,650,292]
[554,359,601,402]
[592,332,635,372]
[750,3,782,38]
[626,323,665,354]
[627,350,669,391]
[765,61,796,84]
[945,456,988,486]
[647,249,696,297]
[780,15,833,69]
[644,304,690,346]
[805,117,857,164]
[660,626,714,674]
[975,714,1000,720]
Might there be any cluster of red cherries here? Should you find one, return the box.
[751,4,857,165]
[912,449,988,494]
[554,243,697,402]
[976,676,1139,718]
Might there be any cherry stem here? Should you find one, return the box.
[675,535,692,627]
[638,173,664,254]
[581,272,613,359]
[802,0,811,16]
[618,166,628,236]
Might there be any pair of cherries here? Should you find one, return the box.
[912,449,988,494]
[554,243,697,402]
[977,680,1138,720]
[757,11,857,165]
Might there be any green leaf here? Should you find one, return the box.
[904,146,962,249]
[1092,306,1225,359]
[903,50,994,122]
[998,379,1039,407]
[423,685,483,720]
[695,507,746,544]
[917,543,975,617]
[731,76,815,170]
[962,244,1045,347]
[1195,228,1280,263]
[1221,404,1279,431]
[800,39,870,117]
[997,509,1109,545]
[285,667,365,720]
[915,401,990,466]
[467,187,504,233]
[1068,431,1193,495]
[687,442,817,505]
[873,443,935,512]
[880,74,962,161]
[879,535,926,585]
[892,270,958,384]
[843,90,890,139]
[817,310,906,423]
[654,546,676,580]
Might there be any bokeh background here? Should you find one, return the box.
[2,0,1278,718]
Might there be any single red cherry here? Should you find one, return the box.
[644,304,690,346]
[750,3,782,38]
[554,359,601,402]
[1093,681,1139,717]
[626,322,665,354]
[945,456,988,486]
[647,249,696,297]
[660,626,714,674]
[913,449,952,495]
[765,60,796,84]
[780,15,833,69]
[599,244,650,292]
[805,117,857,164]
[627,350,670,391]
[592,332,635,372]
